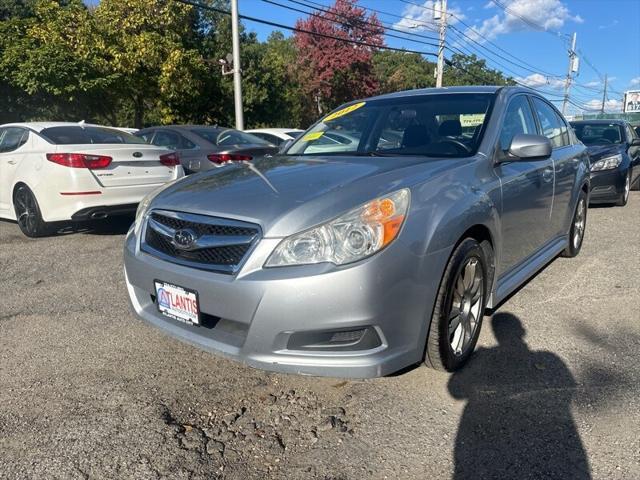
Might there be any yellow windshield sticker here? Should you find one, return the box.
[302,131,324,141]
[323,102,366,122]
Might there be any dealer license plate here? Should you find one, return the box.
[154,280,200,325]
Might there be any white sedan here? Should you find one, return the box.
[0,122,184,237]
[244,128,303,147]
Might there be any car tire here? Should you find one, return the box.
[561,190,587,258]
[424,238,488,372]
[616,170,631,206]
[631,171,640,191]
[13,185,51,238]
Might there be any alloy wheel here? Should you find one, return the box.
[14,188,38,236]
[448,257,484,356]
[624,173,630,203]
[573,198,586,250]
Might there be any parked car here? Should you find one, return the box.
[570,120,640,206]
[245,128,303,147]
[0,122,184,237]
[135,125,279,174]
[124,86,590,378]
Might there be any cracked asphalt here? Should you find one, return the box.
[1,193,639,480]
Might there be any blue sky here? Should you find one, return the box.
[238,0,640,114]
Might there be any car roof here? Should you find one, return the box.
[366,85,505,102]
[144,125,231,131]
[246,128,303,134]
[0,122,125,132]
[569,119,626,125]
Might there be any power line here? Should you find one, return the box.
[261,0,440,50]
[174,0,438,57]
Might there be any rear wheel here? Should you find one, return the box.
[13,185,51,238]
[425,238,487,372]
[616,170,631,206]
[562,190,587,258]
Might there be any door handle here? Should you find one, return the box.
[7,160,17,165]
[542,167,553,183]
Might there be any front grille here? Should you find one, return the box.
[141,210,260,273]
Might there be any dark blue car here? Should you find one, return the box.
[570,120,640,206]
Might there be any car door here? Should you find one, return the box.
[624,123,640,186]
[530,97,581,237]
[0,127,30,213]
[494,94,555,274]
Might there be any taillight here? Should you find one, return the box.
[46,153,112,169]
[159,152,181,166]
[207,153,253,164]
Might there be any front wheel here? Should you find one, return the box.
[424,238,488,372]
[562,190,587,258]
[13,185,51,238]
[616,170,631,206]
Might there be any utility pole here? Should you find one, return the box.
[561,32,578,115]
[231,0,244,130]
[434,0,447,88]
[600,73,608,114]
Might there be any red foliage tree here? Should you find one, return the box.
[294,0,384,116]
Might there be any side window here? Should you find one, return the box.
[0,128,29,153]
[136,131,154,143]
[255,133,281,146]
[152,130,181,149]
[625,124,636,142]
[499,96,537,150]
[531,98,565,148]
[180,135,197,149]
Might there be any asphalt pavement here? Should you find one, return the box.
[1,193,639,480]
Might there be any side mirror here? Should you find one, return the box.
[630,138,640,147]
[279,139,293,153]
[506,134,552,161]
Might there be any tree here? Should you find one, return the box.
[94,0,207,127]
[0,0,112,122]
[294,0,383,122]
[372,50,436,94]
[444,53,515,87]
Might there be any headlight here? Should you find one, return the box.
[591,154,622,171]
[133,179,180,237]
[265,189,410,267]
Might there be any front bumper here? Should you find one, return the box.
[589,168,626,203]
[123,228,449,378]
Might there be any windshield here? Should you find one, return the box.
[191,128,271,146]
[286,93,495,158]
[40,126,146,145]
[571,123,625,145]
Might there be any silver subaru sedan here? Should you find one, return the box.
[123,86,590,378]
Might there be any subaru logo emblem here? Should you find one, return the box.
[173,229,197,249]
[133,151,143,158]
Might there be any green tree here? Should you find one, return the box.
[444,53,515,86]
[94,0,207,127]
[372,50,436,94]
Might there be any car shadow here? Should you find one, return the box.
[0,215,134,237]
[448,312,590,479]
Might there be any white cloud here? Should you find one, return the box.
[630,77,640,87]
[598,20,618,30]
[393,0,465,32]
[516,73,565,90]
[463,0,583,43]
[581,98,623,113]
[583,80,601,88]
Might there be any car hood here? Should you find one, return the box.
[585,144,624,163]
[151,154,465,237]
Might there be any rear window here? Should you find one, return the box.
[191,128,270,146]
[40,126,146,145]
[286,131,303,138]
